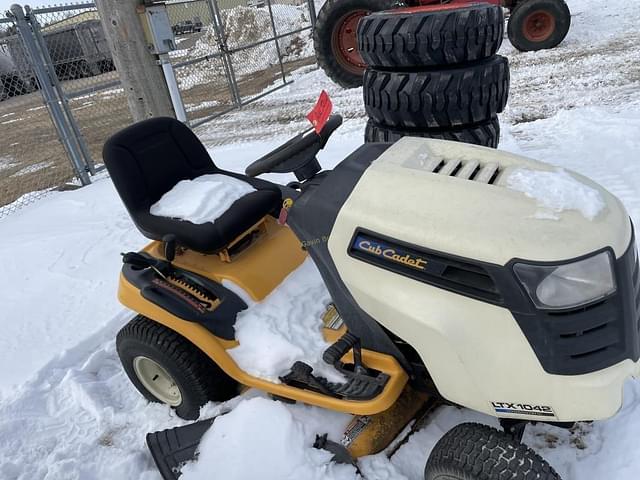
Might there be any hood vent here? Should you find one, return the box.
[425,157,501,185]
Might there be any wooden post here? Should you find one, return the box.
[95,0,175,121]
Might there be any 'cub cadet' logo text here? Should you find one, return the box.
[357,240,427,271]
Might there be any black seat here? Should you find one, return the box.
[103,117,281,253]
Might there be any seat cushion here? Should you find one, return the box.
[137,186,280,253]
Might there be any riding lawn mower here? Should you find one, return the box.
[104,114,639,479]
[314,0,571,88]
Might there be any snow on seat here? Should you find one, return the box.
[150,174,256,224]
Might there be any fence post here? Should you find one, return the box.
[26,7,97,175]
[206,0,241,106]
[266,0,287,84]
[9,3,91,186]
[307,0,316,28]
[158,53,188,123]
[94,0,175,121]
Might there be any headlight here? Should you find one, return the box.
[513,251,616,310]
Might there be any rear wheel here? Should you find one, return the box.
[117,315,238,420]
[425,423,561,480]
[508,0,571,52]
[313,0,397,88]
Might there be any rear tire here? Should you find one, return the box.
[365,117,500,148]
[358,4,503,69]
[424,423,561,480]
[313,0,397,89]
[363,55,509,129]
[117,315,238,420]
[507,0,571,52]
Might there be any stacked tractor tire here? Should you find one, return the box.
[357,3,509,148]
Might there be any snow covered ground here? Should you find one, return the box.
[1,0,640,478]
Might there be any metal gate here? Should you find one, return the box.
[167,0,317,127]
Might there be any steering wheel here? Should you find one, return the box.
[245,115,343,178]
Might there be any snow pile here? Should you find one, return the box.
[150,174,255,224]
[178,4,313,90]
[181,397,356,480]
[11,160,55,177]
[0,155,17,172]
[506,168,605,220]
[230,258,343,383]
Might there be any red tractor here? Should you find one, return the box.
[314,0,571,88]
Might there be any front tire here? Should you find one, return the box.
[425,423,561,480]
[313,0,397,89]
[117,315,238,420]
[507,0,571,52]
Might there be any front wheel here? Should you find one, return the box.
[313,0,397,89]
[507,0,571,52]
[425,423,561,480]
[117,315,238,420]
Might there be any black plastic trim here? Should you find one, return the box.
[147,418,215,480]
[286,143,413,374]
[509,231,640,375]
[122,257,247,340]
[348,228,503,304]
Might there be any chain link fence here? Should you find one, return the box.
[0,0,316,218]
[1,15,76,216]
[169,0,316,126]
[29,4,133,167]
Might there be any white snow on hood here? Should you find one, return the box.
[506,168,605,220]
[150,174,255,224]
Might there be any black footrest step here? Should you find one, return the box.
[280,360,389,401]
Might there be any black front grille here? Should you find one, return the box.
[512,238,640,375]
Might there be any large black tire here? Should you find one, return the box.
[507,0,571,52]
[358,4,503,69]
[365,117,500,148]
[425,423,561,480]
[117,315,238,420]
[363,55,509,129]
[313,0,397,89]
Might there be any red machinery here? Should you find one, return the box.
[314,0,571,88]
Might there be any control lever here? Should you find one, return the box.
[323,331,367,375]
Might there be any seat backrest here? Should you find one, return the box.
[103,117,218,215]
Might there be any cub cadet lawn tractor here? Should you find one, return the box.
[104,115,639,480]
[314,0,571,88]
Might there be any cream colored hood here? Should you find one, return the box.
[336,137,632,265]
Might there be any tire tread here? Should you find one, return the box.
[358,4,504,68]
[363,55,509,129]
[117,315,236,419]
[364,117,500,147]
[425,423,562,480]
